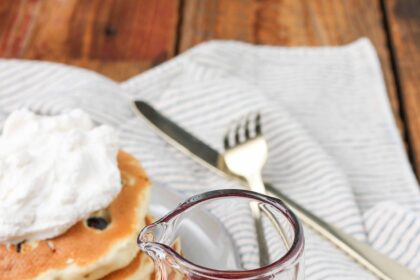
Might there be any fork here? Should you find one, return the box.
[223,113,271,267]
[222,114,419,280]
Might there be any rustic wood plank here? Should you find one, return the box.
[0,0,179,81]
[384,0,420,176]
[179,0,403,136]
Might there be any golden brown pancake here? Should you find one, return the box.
[0,151,150,280]
[100,216,154,280]
[102,241,183,280]
[100,247,154,280]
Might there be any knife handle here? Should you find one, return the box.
[265,184,419,280]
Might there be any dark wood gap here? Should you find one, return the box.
[380,0,418,179]
[174,0,185,55]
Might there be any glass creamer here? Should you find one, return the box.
[138,189,304,279]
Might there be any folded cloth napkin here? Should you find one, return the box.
[0,38,419,279]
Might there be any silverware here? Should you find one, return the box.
[223,113,270,267]
[132,100,419,280]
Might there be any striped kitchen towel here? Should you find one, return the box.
[0,38,419,279]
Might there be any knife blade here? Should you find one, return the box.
[132,100,419,280]
[132,100,236,180]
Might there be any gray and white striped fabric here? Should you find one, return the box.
[0,38,419,279]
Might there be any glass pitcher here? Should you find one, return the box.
[138,189,304,279]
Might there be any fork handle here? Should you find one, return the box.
[246,175,271,267]
[265,183,419,280]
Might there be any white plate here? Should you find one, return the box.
[149,185,241,270]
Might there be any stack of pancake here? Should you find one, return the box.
[0,151,172,280]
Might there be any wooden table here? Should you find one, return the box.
[0,0,419,179]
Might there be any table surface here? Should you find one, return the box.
[0,0,419,180]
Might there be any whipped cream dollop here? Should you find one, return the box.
[0,109,121,244]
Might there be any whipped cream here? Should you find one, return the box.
[0,109,121,244]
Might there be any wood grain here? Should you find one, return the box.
[0,0,179,81]
[384,0,420,176]
[179,0,403,132]
[0,0,418,177]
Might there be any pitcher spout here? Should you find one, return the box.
[137,222,170,255]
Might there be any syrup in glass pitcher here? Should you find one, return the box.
[138,189,304,279]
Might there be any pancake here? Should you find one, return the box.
[100,247,154,280]
[102,241,183,280]
[0,151,150,280]
[102,217,182,280]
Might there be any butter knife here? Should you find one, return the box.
[132,100,418,280]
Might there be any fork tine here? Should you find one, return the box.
[255,113,262,135]
[225,113,262,149]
